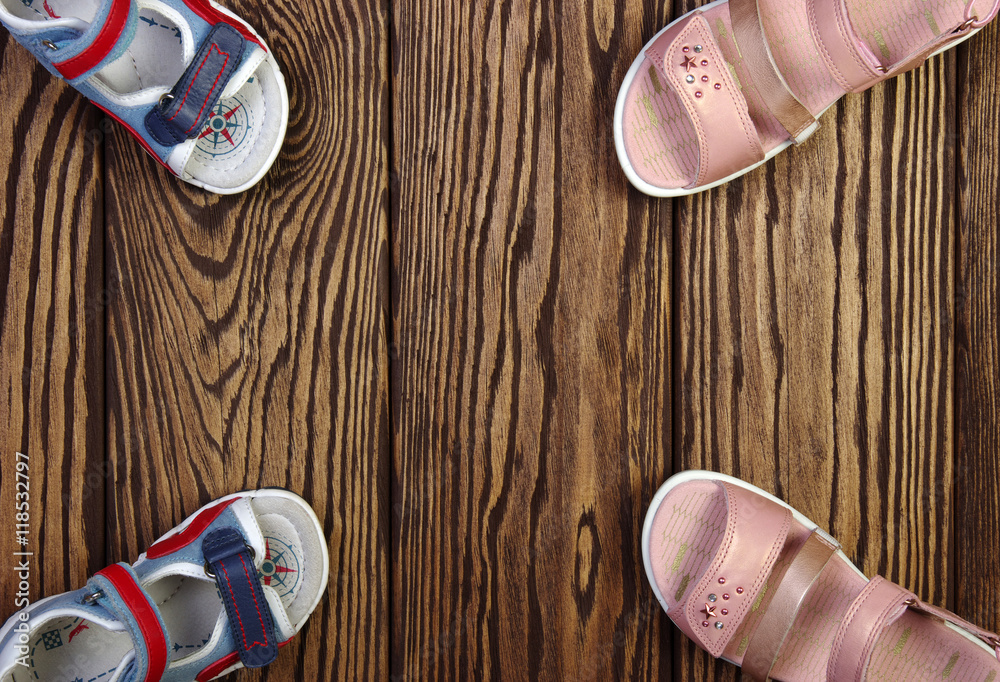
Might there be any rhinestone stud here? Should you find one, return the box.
[708,594,717,602]
[686,75,696,83]
[715,622,724,630]
[694,45,704,53]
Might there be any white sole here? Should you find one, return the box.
[180,0,290,195]
[640,469,998,666]
[613,3,983,198]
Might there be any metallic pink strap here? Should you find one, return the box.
[967,0,1000,28]
[669,482,791,658]
[741,531,840,681]
[806,0,885,92]
[645,12,764,188]
[729,0,817,142]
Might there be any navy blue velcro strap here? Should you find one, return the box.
[203,527,278,669]
[145,23,246,146]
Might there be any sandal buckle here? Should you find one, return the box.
[959,15,979,30]
[81,590,104,605]
[204,542,255,578]
[989,636,1000,663]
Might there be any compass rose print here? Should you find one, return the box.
[258,537,301,599]
[194,94,254,161]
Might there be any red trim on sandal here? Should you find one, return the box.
[54,0,130,80]
[146,498,239,558]
[96,564,169,682]
[195,638,292,681]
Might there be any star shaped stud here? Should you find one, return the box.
[681,55,698,71]
[702,603,717,618]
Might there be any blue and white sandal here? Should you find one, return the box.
[0,0,289,194]
[0,489,329,681]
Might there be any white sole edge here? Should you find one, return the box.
[179,0,290,195]
[137,488,330,630]
[640,469,998,666]
[613,4,983,198]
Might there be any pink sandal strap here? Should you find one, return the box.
[806,0,886,93]
[741,530,840,680]
[828,576,1000,680]
[670,482,791,658]
[645,13,764,189]
[968,0,1000,27]
[729,0,817,143]
[808,0,1000,95]
[878,0,999,79]
[905,599,1000,664]
[827,577,915,681]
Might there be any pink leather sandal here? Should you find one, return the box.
[643,471,1000,680]
[614,0,1000,196]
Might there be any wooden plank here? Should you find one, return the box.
[102,1,391,678]
[0,36,106,612]
[784,59,957,598]
[390,1,673,679]
[955,21,1000,634]
[672,1,959,677]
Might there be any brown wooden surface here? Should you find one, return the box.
[955,21,1000,641]
[0,32,107,619]
[389,2,673,679]
[100,0,392,677]
[0,2,998,681]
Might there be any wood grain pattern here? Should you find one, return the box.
[784,58,958,596]
[1,0,999,680]
[101,0,392,679]
[671,0,979,676]
[0,35,106,612]
[783,61,958,618]
[955,21,1000,634]
[390,1,674,679]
